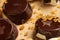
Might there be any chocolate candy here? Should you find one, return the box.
[34,18,60,40]
[0,18,18,40]
[43,0,51,3]
[3,0,32,25]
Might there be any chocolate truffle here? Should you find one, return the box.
[34,18,60,40]
[0,18,18,40]
[3,0,32,25]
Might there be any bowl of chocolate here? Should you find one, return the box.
[0,18,18,40]
[3,0,32,25]
[34,18,60,40]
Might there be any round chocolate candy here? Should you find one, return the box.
[34,18,60,40]
[3,0,32,25]
[0,18,18,40]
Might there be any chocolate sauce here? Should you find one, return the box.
[35,18,60,40]
[0,18,18,40]
[3,0,32,25]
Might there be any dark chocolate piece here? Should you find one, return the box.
[8,24,18,40]
[0,18,18,40]
[34,18,60,40]
[3,0,32,25]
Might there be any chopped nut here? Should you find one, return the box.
[57,6,60,8]
[31,5,35,9]
[57,18,60,22]
[39,13,43,18]
[24,32,28,36]
[38,7,41,10]
[46,15,54,20]
[28,18,35,22]
[28,26,34,30]
[51,10,56,15]
[33,11,37,14]
[36,13,43,19]
[19,25,24,31]
[53,19,58,22]
[42,16,47,21]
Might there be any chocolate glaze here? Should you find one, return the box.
[0,18,18,40]
[34,18,60,40]
[3,0,32,25]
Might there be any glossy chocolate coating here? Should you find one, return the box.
[34,18,60,40]
[0,18,18,40]
[3,0,32,25]
[8,24,18,40]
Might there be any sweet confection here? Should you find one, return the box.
[3,0,32,25]
[34,18,60,40]
[0,18,18,40]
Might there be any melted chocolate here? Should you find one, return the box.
[34,18,60,40]
[0,18,18,40]
[3,0,32,25]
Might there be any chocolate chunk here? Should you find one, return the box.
[34,18,60,40]
[0,18,18,40]
[3,0,32,25]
